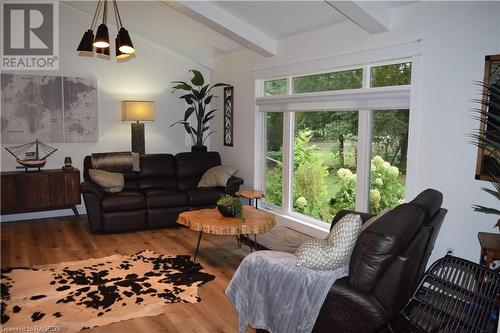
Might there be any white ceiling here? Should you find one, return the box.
[66,1,418,68]
[212,1,348,39]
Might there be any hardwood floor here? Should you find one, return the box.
[1,215,256,333]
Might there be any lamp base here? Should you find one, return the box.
[131,122,145,154]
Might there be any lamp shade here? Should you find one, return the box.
[117,27,135,54]
[122,101,155,122]
[93,23,110,48]
[77,29,94,52]
[115,36,130,59]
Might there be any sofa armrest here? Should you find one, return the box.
[225,176,244,195]
[313,277,387,333]
[80,180,105,200]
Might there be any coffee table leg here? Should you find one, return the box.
[193,231,203,261]
[254,234,258,250]
[246,234,253,252]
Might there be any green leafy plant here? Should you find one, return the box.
[470,81,500,228]
[332,156,405,214]
[217,195,243,218]
[170,70,230,147]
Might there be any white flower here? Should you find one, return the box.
[295,196,308,209]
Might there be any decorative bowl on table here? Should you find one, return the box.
[216,195,243,218]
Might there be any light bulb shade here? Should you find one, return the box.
[93,23,110,48]
[117,28,135,54]
[122,101,155,122]
[115,36,130,59]
[77,29,94,52]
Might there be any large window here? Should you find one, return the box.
[265,112,283,207]
[259,59,413,227]
[292,111,358,222]
[370,109,409,214]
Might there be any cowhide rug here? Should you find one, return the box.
[1,250,215,332]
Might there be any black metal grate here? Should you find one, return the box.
[401,255,500,333]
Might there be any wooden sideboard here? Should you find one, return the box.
[1,169,81,216]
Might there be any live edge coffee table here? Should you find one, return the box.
[177,205,275,261]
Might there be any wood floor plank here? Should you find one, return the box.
[1,215,256,333]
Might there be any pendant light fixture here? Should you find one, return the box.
[76,0,136,61]
[113,1,135,54]
[76,1,102,52]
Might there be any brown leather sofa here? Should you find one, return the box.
[255,189,446,333]
[80,151,243,233]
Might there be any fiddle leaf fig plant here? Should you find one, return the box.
[170,70,230,147]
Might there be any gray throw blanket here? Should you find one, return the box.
[226,251,348,333]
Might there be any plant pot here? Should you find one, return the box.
[217,205,236,217]
[191,145,207,152]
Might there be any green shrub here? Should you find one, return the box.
[332,155,405,214]
[293,160,331,221]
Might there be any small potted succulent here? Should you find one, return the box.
[217,195,243,218]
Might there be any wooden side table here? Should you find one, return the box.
[236,190,265,209]
[478,232,500,268]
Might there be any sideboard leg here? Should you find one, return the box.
[71,206,80,218]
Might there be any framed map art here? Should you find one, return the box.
[223,86,234,147]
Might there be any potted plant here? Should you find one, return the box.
[217,195,243,218]
[470,81,500,229]
[171,70,230,152]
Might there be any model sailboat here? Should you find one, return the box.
[5,139,57,171]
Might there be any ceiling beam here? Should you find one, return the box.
[326,1,391,34]
[162,1,277,57]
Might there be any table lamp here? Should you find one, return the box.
[121,100,155,154]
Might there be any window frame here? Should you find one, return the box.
[257,56,420,230]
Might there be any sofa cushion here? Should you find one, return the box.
[295,214,362,270]
[142,189,188,208]
[88,169,124,193]
[348,204,425,293]
[101,190,146,212]
[175,152,221,190]
[139,154,177,190]
[198,165,238,188]
[183,188,225,206]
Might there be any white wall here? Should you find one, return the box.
[1,3,209,221]
[211,1,500,263]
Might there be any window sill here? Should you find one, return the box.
[258,205,330,239]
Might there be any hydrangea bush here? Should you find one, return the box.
[266,129,405,221]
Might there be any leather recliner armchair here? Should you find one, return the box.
[312,189,447,332]
[80,151,243,233]
[255,189,446,333]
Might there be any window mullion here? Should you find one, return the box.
[362,65,370,89]
[355,109,372,212]
[282,112,294,214]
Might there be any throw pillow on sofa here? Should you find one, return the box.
[198,165,238,188]
[295,214,362,270]
[89,169,124,193]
